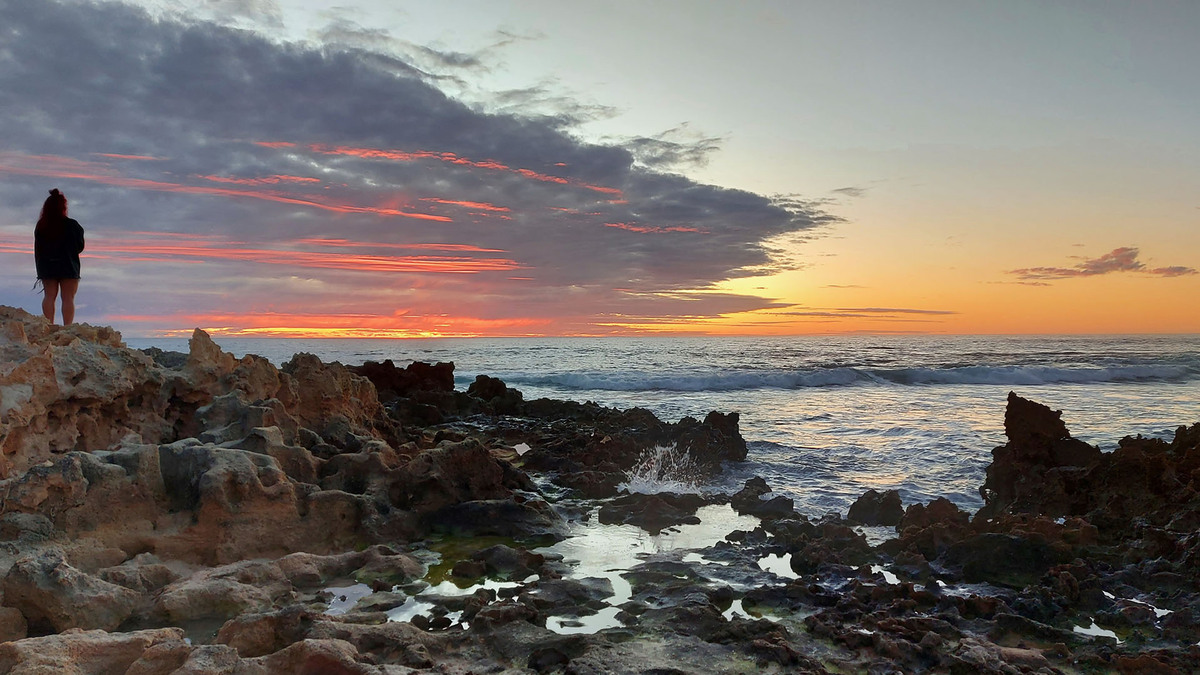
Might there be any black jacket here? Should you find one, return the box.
[34,217,86,280]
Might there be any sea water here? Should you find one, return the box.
[127,334,1200,517]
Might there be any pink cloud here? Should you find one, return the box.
[1009,247,1196,281]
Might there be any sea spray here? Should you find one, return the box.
[618,444,703,494]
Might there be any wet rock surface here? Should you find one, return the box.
[0,307,1197,673]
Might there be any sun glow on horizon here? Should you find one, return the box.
[109,309,557,339]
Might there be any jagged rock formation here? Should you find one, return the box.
[980,391,1200,540]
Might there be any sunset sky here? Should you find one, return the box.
[1,0,1197,337]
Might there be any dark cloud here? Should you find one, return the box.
[0,0,835,335]
[1009,247,1197,282]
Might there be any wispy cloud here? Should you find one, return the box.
[1009,247,1197,282]
[768,306,958,320]
[623,124,724,170]
[830,186,867,199]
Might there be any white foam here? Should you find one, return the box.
[617,444,703,494]
[497,362,1196,393]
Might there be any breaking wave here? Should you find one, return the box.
[617,445,704,494]
[504,363,1198,392]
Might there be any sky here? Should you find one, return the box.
[1,0,1197,337]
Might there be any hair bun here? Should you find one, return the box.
[49,189,61,196]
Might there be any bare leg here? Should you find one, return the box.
[60,278,79,325]
[41,279,60,322]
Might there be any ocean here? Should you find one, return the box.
[126,334,1200,518]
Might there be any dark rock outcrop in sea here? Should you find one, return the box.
[0,306,1197,674]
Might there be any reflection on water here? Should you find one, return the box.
[870,564,900,585]
[757,553,797,580]
[537,504,759,576]
[536,504,758,635]
[322,505,760,635]
[324,583,372,615]
[1073,620,1122,643]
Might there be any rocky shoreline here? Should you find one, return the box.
[0,305,1197,674]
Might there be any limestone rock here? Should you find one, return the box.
[388,438,519,514]
[0,628,186,674]
[2,548,141,633]
[0,606,27,643]
[0,307,168,478]
[280,353,401,448]
[152,559,288,624]
[215,606,313,658]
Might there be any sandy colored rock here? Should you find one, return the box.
[152,559,291,624]
[2,548,141,633]
[0,308,169,478]
[0,627,185,674]
[0,606,27,643]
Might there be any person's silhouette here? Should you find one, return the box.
[34,188,86,325]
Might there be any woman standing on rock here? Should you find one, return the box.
[34,188,85,325]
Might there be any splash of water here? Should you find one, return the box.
[618,444,703,494]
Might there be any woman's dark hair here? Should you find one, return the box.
[36,188,68,233]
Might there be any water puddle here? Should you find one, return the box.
[683,552,729,566]
[870,564,900,585]
[1102,591,1173,619]
[1073,620,1122,643]
[758,553,798,579]
[537,504,759,576]
[323,503,762,635]
[324,583,373,615]
[722,598,781,623]
[854,525,898,546]
[547,605,625,634]
[535,503,758,634]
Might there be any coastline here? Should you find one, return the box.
[1,306,1197,673]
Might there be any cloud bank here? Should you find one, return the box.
[0,0,835,336]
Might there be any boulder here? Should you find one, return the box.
[215,606,314,658]
[98,553,180,594]
[471,545,546,580]
[597,492,707,534]
[847,488,903,526]
[151,559,291,624]
[979,393,1101,518]
[467,374,524,415]
[942,533,1070,587]
[388,438,525,514]
[280,353,401,448]
[349,360,455,398]
[244,638,378,674]
[0,307,170,477]
[0,628,187,674]
[2,548,140,633]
